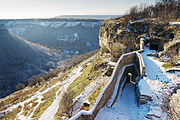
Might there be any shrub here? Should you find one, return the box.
[16,83,25,91]
[162,62,173,69]
[42,73,50,81]
[0,101,4,108]
[28,75,44,87]
[60,91,74,118]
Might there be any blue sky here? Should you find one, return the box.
[0,0,156,19]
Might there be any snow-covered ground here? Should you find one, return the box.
[141,47,169,82]
[95,46,179,120]
[1,63,84,120]
[5,77,62,116]
[95,83,138,120]
[72,75,110,116]
[39,66,83,120]
[2,46,179,120]
[139,46,179,120]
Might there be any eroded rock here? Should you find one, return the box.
[169,89,180,120]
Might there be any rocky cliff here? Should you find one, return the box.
[169,88,180,120]
[99,18,138,59]
[99,17,180,60]
[159,30,180,63]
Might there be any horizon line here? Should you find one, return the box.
[0,14,123,20]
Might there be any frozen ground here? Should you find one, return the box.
[39,66,83,120]
[141,47,169,82]
[1,64,83,120]
[95,83,138,120]
[95,46,179,120]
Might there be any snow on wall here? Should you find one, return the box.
[70,51,145,120]
[107,64,135,107]
[136,51,145,77]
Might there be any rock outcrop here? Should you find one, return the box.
[99,18,139,59]
[159,30,180,62]
[99,18,180,60]
[169,89,180,120]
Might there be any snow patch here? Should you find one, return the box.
[138,78,153,98]
[82,22,101,28]
[75,51,79,54]
[50,21,66,27]
[86,42,92,47]
[64,22,81,27]
[169,22,180,25]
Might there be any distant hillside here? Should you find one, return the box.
[5,19,101,55]
[0,24,63,98]
[0,19,102,98]
[54,15,122,20]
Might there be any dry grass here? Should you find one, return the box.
[31,85,60,119]
[22,98,38,116]
[0,87,40,111]
[87,81,109,110]
[162,62,173,69]
[54,54,108,119]
[1,105,22,120]
[67,63,94,96]
[67,55,104,98]
[54,54,103,119]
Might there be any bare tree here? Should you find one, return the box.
[127,0,180,20]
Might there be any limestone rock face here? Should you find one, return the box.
[99,18,138,58]
[99,18,180,59]
[160,31,180,62]
[169,89,180,120]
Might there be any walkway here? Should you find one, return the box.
[95,82,138,120]
[39,66,83,120]
[95,47,170,120]
[141,47,169,82]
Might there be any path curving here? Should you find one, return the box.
[39,66,83,120]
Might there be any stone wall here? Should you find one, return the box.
[71,51,145,120]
